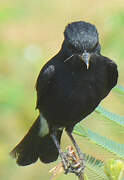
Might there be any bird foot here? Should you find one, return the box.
[78,153,85,167]
[64,146,85,176]
[65,157,85,176]
[59,150,85,175]
[69,164,85,176]
[49,146,85,179]
[60,152,71,174]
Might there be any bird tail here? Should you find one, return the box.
[10,116,63,166]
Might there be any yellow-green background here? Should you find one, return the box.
[0,0,124,179]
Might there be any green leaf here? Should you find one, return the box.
[95,106,124,127]
[74,124,124,159]
[73,124,88,137]
[104,159,124,180]
[113,85,124,94]
[84,154,107,180]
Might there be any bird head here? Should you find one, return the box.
[63,21,101,69]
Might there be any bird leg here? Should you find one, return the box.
[51,133,71,174]
[66,130,85,174]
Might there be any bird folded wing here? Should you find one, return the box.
[35,64,55,109]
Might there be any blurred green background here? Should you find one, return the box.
[0,0,124,179]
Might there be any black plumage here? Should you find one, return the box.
[11,21,118,168]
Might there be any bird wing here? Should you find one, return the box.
[35,64,55,109]
[107,59,118,90]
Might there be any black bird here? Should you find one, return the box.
[11,21,118,173]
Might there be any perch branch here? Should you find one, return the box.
[49,146,85,180]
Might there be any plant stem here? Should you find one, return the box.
[77,173,84,180]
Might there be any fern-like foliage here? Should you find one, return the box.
[74,124,124,159]
[95,105,124,127]
[87,129,124,159]
[73,85,124,179]
[84,154,107,180]
[114,85,124,94]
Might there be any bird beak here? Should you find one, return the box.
[79,50,91,69]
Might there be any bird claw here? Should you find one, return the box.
[67,157,85,176]
[69,164,85,176]
[49,146,85,178]
[63,146,85,175]
[78,153,85,168]
[60,152,71,174]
